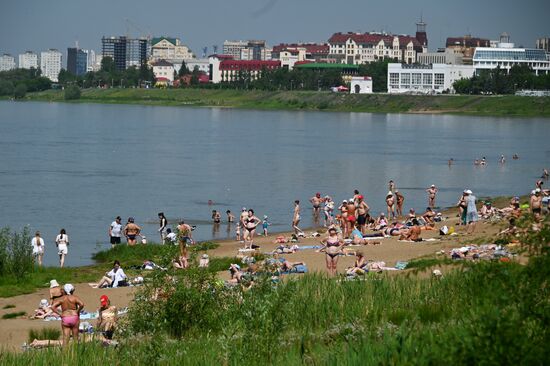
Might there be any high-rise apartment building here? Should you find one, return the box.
[0,54,16,71]
[222,40,271,60]
[67,47,88,76]
[536,37,550,52]
[102,36,149,71]
[40,49,62,82]
[18,51,39,69]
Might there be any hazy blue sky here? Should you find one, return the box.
[1,0,549,60]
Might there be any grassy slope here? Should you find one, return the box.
[25,88,550,117]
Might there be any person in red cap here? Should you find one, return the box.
[97,295,118,341]
[309,193,323,223]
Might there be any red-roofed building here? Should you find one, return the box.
[328,29,426,65]
[271,43,335,69]
[209,55,281,83]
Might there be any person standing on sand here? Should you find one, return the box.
[31,231,45,267]
[356,195,370,235]
[464,190,479,234]
[531,189,543,222]
[55,229,69,268]
[426,184,438,208]
[292,200,304,236]
[243,209,261,248]
[395,190,405,217]
[51,284,84,346]
[124,217,141,246]
[386,192,395,219]
[319,227,344,276]
[158,212,168,243]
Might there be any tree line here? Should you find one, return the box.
[453,64,550,95]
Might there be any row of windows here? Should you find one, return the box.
[389,72,443,85]
[474,49,547,61]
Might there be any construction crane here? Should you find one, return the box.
[125,18,152,41]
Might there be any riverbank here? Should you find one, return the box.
[20,88,550,117]
[0,198,521,351]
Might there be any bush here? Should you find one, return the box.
[64,85,81,100]
[13,84,27,99]
[0,227,34,280]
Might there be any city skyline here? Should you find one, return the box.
[1,0,549,58]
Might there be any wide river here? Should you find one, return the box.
[0,101,548,266]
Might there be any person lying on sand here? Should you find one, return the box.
[31,299,55,319]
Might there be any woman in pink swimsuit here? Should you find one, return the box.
[51,283,85,345]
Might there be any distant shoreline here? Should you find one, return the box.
[12,89,550,117]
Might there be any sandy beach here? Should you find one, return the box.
[0,204,506,351]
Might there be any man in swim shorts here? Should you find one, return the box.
[395,190,405,217]
[310,192,323,220]
[51,284,84,346]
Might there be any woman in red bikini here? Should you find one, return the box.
[51,283,85,345]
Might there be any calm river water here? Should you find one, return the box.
[0,101,548,266]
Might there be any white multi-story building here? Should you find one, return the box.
[18,51,39,69]
[473,47,550,76]
[40,49,62,82]
[151,37,195,64]
[0,54,16,71]
[328,32,424,65]
[387,63,474,94]
[183,58,210,74]
[151,59,175,84]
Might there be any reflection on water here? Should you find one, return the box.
[0,101,548,266]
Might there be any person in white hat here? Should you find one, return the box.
[49,279,63,302]
[51,283,85,345]
[426,185,438,208]
[463,190,478,234]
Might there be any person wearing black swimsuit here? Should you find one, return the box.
[320,227,344,276]
[244,209,261,249]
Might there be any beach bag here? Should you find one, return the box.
[439,226,449,235]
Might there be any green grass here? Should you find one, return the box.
[0,265,106,298]
[2,253,550,364]
[2,304,15,309]
[28,328,61,343]
[2,311,26,319]
[24,89,550,117]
